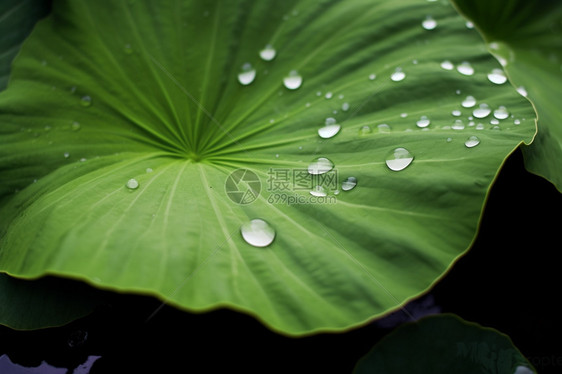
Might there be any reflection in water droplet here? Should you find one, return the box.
[391,68,406,82]
[318,124,341,139]
[283,70,303,90]
[238,63,256,85]
[440,60,454,70]
[461,95,476,108]
[359,125,372,135]
[422,16,437,30]
[126,178,139,190]
[456,61,474,76]
[259,44,276,61]
[416,116,430,128]
[80,96,92,107]
[310,185,327,197]
[473,103,491,118]
[341,177,357,191]
[464,135,480,148]
[493,106,509,119]
[487,68,507,84]
[241,218,275,248]
[308,157,334,175]
[385,148,414,171]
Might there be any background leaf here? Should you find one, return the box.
[353,314,535,374]
[0,0,535,334]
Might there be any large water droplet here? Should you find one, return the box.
[461,95,476,108]
[493,105,509,119]
[80,96,92,107]
[308,157,334,175]
[241,218,275,248]
[487,68,507,84]
[385,148,414,171]
[310,185,327,197]
[238,63,256,85]
[390,67,406,82]
[464,135,480,148]
[341,177,357,191]
[318,123,341,139]
[259,44,276,61]
[422,16,437,30]
[473,103,491,118]
[126,178,139,190]
[283,70,302,90]
[456,61,474,76]
[440,60,454,70]
[416,115,430,128]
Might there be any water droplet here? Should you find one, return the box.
[446,137,453,142]
[493,106,509,119]
[283,70,302,90]
[318,123,341,139]
[464,135,480,148]
[310,185,327,197]
[341,177,357,191]
[377,123,391,133]
[490,118,499,125]
[400,113,408,118]
[80,96,92,107]
[63,152,70,159]
[146,168,153,173]
[126,178,139,190]
[71,121,81,131]
[487,68,507,84]
[476,123,485,130]
[124,44,133,54]
[241,218,275,248]
[473,103,491,118]
[368,73,376,80]
[308,157,334,175]
[465,21,474,29]
[416,115,430,128]
[516,86,528,97]
[513,365,533,374]
[452,119,465,130]
[440,60,454,70]
[452,110,462,117]
[461,95,476,108]
[514,119,521,125]
[385,148,414,171]
[325,92,333,99]
[391,68,406,82]
[341,102,350,111]
[359,125,372,135]
[259,44,276,61]
[422,16,437,30]
[456,61,474,76]
[238,63,256,85]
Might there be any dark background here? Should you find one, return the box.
[0,148,560,373]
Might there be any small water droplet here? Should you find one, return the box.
[341,102,350,111]
[385,148,414,171]
[461,95,476,108]
[63,152,70,159]
[146,168,153,173]
[283,70,303,90]
[456,61,474,76]
[514,119,521,125]
[476,123,485,130]
[446,137,453,143]
[516,86,528,97]
[487,68,507,84]
[341,177,357,191]
[391,67,406,82]
[310,185,327,197]
[400,113,408,118]
[490,118,499,125]
[324,92,333,99]
[368,73,376,81]
[71,121,81,131]
[464,135,480,148]
[416,115,430,128]
[440,60,454,70]
[452,110,462,117]
[377,123,391,133]
[80,96,92,107]
[318,123,341,139]
[126,178,139,190]
[241,218,275,248]
[465,21,474,29]
[493,106,509,119]
[473,103,491,118]
[259,44,276,61]
[359,125,372,135]
[124,44,133,54]
[308,157,334,175]
[238,63,256,85]
[452,119,465,130]
[422,16,437,30]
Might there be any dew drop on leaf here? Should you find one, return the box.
[259,44,276,61]
[416,115,430,128]
[325,92,333,99]
[487,68,507,84]
[516,86,528,97]
[421,16,437,30]
[341,177,357,191]
[378,123,391,133]
[318,123,341,139]
[63,152,70,159]
[341,102,350,111]
[126,178,139,190]
[359,125,372,135]
[461,95,476,108]
[241,218,275,248]
[452,119,465,130]
[238,63,256,85]
[283,70,302,90]
[80,95,92,107]
[473,103,491,118]
[452,109,462,117]
[308,157,334,175]
[390,67,406,81]
[368,73,376,80]
[440,60,454,70]
[493,106,509,119]
[385,147,414,171]
[310,185,327,197]
[456,61,474,76]
[464,135,480,148]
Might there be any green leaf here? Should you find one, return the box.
[0,0,51,90]
[353,314,535,374]
[0,0,535,334]
[453,0,562,190]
